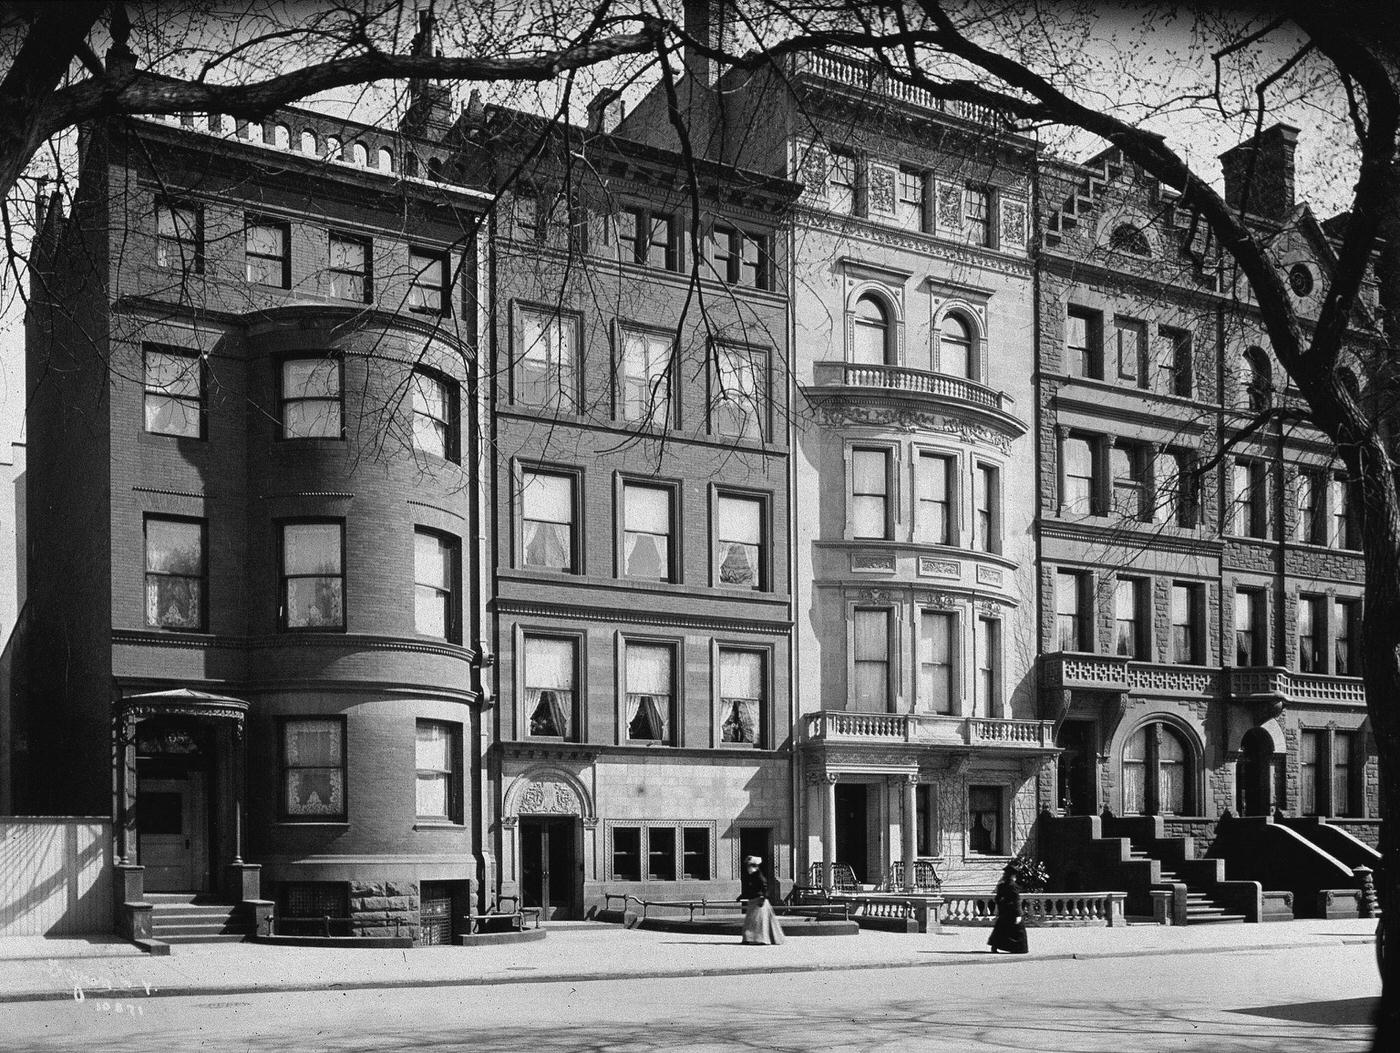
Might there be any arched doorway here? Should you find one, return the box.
[1122,721,1195,815]
[1236,727,1275,816]
[503,768,594,920]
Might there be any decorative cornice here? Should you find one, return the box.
[793,210,1034,279]
[112,628,478,662]
[493,599,792,635]
[803,392,1026,453]
[132,486,208,499]
[1051,386,1214,434]
[1036,518,1224,557]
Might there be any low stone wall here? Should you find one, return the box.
[349,880,420,941]
[942,892,1126,927]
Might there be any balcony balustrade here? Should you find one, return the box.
[1041,654,1366,707]
[1229,667,1366,706]
[811,361,1017,413]
[789,52,1011,130]
[802,710,1055,749]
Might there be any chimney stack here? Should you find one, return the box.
[682,0,736,86]
[587,89,626,133]
[1220,123,1300,222]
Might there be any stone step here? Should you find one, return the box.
[152,922,251,937]
[1185,913,1247,925]
[158,933,250,944]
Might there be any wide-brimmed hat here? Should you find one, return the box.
[744,855,763,865]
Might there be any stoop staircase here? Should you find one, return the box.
[1125,845,1246,925]
[147,894,255,944]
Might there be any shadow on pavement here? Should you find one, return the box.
[1228,997,1378,1026]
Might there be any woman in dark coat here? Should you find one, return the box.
[988,865,1029,954]
[738,855,786,945]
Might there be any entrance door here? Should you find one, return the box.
[138,775,207,892]
[834,784,869,883]
[1058,721,1096,815]
[520,817,579,920]
[1237,728,1275,815]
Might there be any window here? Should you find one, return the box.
[520,470,575,572]
[1114,319,1147,385]
[968,786,1002,854]
[524,635,577,739]
[1334,731,1355,817]
[408,249,449,315]
[939,314,974,378]
[851,448,891,539]
[853,608,892,710]
[683,828,711,880]
[1056,570,1089,652]
[622,483,673,582]
[975,617,1000,716]
[829,150,857,215]
[897,168,927,231]
[648,829,678,881]
[1231,459,1268,538]
[145,516,205,630]
[612,828,641,880]
[144,346,203,438]
[1115,577,1147,659]
[707,225,769,289]
[716,493,764,590]
[415,721,461,822]
[1066,309,1102,379]
[915,453,953,545]
[618,329,672,426]
[915,784,938,856]
[1335,599,1360,676]
[1298,594,1324,673]
[245,218,289,287]
[625,642,673,743]
[1300,729,1321,815]
[156,200,202,273]
[1157,326,1192,397]
[1235,589,1265,667]
[719,648,764,746]
[411,370,458,461]
[413,529,457,640]
[1171,583,1201,664]
[711,343,766,440]
[1162,450,1199,528]
[281,718,346,820]
[1296,469,1323,543]
[516,308,578,412]
[963,186,991,247]
[1241,347,1272,411]
[1330,474,1358,549]
[918,610,954,714]
[1062,435,1097,515]
[280,357,342,439]
[973,463,999,552]
[1109,223,1150,255]
[1123,722,1191,815]
[851,295,891,365]
[617,208,677,270]
[1111,443,1148,521]
[328,233,371,302]
[280,521,345,630]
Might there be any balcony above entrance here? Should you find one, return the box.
[805,362,1027,452]
[1039,653,1366,708]
[802,710,1055,750]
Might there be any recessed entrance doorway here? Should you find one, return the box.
[520,816,581,920]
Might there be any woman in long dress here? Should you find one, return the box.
[739,855,786,945]
[987,864,1029,954]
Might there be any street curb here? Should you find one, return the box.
[0,934,1372,1006]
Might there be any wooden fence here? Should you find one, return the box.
[0,817,113,937]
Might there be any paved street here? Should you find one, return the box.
[0,938,1378,1052]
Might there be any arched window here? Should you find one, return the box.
[377,146,394,173]
[325,136,343,161]
[351,141,369,166]
[939,313,974,378]
[245,121,265,145]
[1122,722,1193,815]
[299,130,318,156]
[851,294,892,365]
[273,124,291,149]
[1241,347,1272,411]
[1109,222,1151,256]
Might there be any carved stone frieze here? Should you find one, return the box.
[975,564,1004,586]
[812,402,1016,452]
[849,588,902,604]
[922,591,961,609]
[867,163,898,217]
[935,180,964,235]
[1000,197,1028,249]
[519,779,580,815]
[918,557,961,578]
[851,552,896,573]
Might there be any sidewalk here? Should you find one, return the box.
[0,917,1378,1005]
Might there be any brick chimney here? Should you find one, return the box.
[682,0,737,86]
[587,89,626,133]
[401,7,454,141]
[1220,123,1300,222]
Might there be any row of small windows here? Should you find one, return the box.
[1066,307,1193,397]
[511,192,773,291]
[144,515,461,639]
[143,345,460,460]
[512,306,770,440]
[156,200,452,314]
[1230,459,1358,549]
[518,469,769,591]
[519,635,768,748]
[280,717,462,823]
[848,446,1002,553]
[849,604,1003,717]
[825,152,997,248]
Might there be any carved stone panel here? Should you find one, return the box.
[519,779,580,815]
[918,557,961,579]
[976,564,1004,586]
[867,162,898,218]
[1000,197,1028,250]
[935,180,965,236]
[798,142,830,207]
[851,551,896,573]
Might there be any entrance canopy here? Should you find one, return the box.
[121,688,250,724]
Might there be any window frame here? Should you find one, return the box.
[1234,587,1266,668]
[1066,308,1103,380]
[617,207,679,271]
[963,185,993,248]
[619,478,677,584]
[1110,441,1149,522]
[414,719,463,823]
[850,445,893,540]
[410,367,460,463]
[143,514,207,632]
[1157,324,1193,398]
[1171,582,1202,665]
[277,518,347,632]
[1114,576,1148,660]
[616,324,675,427]
[1113,317,1148,386]
[1230,458,1269,539]
[917,607,957,715]
[278,353,344,441]
[518,466,580,574]
[245,215,291,288]
[279,716,348,823]
[1055,569,1091,653]
[716,645,767,749]
[914,451,955,547]
[1296,468,1325,544]
[714,488,769,592]
[413,527,460,643]
[707,224,770,289]
[1298,593,1325,673]
[143,344,206,440]
[975,615,1001,717]
[622,637,679,746]
[828,149,858,216]
[155,197,204,274]
[327,231,373,303]
[897,167,929,232]
[853,606,894,711]
[1335,598,1361,677]
[973,461,1001,553]
[967,784,1005,855]
[408,247,451,316]
[521,632,582,741]
[709,341,769,442]
[1061,433,1100,516]
[513,303,581,414]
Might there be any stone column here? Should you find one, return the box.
[1055,425,1069,514]
[823,774,838,892]
[116,710,136,866]
[902,775,919,892]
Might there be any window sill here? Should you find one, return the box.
[413,820,466,830]
[275,821,349,828]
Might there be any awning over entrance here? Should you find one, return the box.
[120,688,250,723]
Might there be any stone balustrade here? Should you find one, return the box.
[941,891,1126,927]
[811,360,1014,413]
[1230,667,1366,706]
[803,711,1055,749]
[791,52,1010,128]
